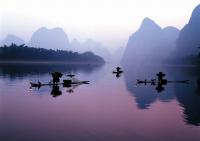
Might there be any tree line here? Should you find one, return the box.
[0,43,105,63]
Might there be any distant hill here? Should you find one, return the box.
[0,43,105,63]
[2,28,110,62]
[176,4,200,58]
[0,34,25,46]
[70,38,82,51]
[29,27,70,50]
[70,38,111,62]
[121,18,179,65]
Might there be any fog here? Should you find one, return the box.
[1,0,200,51]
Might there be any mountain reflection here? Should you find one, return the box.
[123,65,175,109]
[123,64,200,126]
[172,67,200,126]
[0,63,104,79]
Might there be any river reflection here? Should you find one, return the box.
[0,63,199,141]
[123,64,200,126]
[0,63,103,79]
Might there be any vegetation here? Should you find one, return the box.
[0,43,105,63]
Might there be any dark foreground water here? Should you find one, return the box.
[0,63,199,141]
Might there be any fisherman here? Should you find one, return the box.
[144,79,147,85]
[156,72,166,82]
[51,72,63,85]
[116,67,121,72]
[38,81,41,86]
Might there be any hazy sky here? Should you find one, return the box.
[0,0,200,51]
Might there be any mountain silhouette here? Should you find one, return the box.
[0,34,25,46]
[29,27,70,50]
[176,4,200,57]
[163,27,180,44]
[70,38,82,51]
[121,18,179,65]
[70,38,111,62]
[162,26,180,56]
[2,28,110,61]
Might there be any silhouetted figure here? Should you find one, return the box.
[51,72,63,85]
[113,67,123,78]
[51,85,62,97]
[113,67,123,73]
[116,67,120,72]
[38,81,41,86]
[136,72,167,92]
[144,79,147,85]
[155,72,167,92]
[156,72,166,82]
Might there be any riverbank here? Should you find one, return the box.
[0,60,105,65]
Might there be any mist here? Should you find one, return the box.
[1,0,200,51]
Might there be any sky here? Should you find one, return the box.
[0,0,200,51]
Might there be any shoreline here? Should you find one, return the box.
[0,61,105,65]
[121,63,200,68]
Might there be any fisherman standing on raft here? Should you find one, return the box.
[51,72,63,85]
[156,72,167,84]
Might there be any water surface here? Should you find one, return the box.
[0,63,199,141]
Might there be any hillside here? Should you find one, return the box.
[0,43,105,64]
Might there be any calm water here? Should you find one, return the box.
[0,63,199,141]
